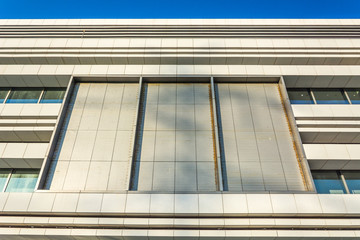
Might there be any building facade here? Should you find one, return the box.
[0,19,359,239]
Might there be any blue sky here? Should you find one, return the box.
[0,0,359,19]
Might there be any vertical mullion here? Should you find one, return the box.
[309,89,317,104]
[344,90,352,105]
[339,171,351,194]
[3,88,11,104]
[128,77,146,191]
[3,169,13,192]
[37,89,45,104]
[210,77,224,191]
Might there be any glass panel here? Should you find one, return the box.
[0,169,11,191]
[312,89,349,104]
[5,169,39,192]
[287,89,314,104]
[6,88,42,104]
[342,171,360,194]
[312,171,346,194]
[346,89,360,104]
[0,88,10,103]
[40,88,66,103]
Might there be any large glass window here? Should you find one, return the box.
[312,89,349,104]
[4,169,39,192]
[40,88,66,103]
[0,88,10,103]
[287,89,314,104]
[6,88,42,104]
[346,89,360,104]
[312,171,346,194]
[342,171,360,194]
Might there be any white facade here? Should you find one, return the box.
[0,19,359,239]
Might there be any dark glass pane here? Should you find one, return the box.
[342,171,360,194]
[346,89,360,104]
[287,89,314,104]
[6,88,42,104]
[5,169,39,192]
[312,171,346,194]
[40,88,66,103]
[312,89,349,104]
[0,169,11,192]
[0,88,10,103]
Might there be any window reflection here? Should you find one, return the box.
[0,88,9,103]
[40,88,66,103]
[310,89,349,104]
[346,89,360,104]
[342,171,360,194]
[312,171,346,194]
[6,88,42,104]
[5,169,39,192]
[287,89,314,104]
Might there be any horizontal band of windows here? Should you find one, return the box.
[0,87,66,104]
[288,88,360,105]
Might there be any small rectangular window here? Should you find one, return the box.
[0,88,10,103]
[287,89,314,104]
[346,89,360,104]
[5,169,39,192]
[6,88,42,104]
[312,171,346,194]
[40,88,66,103]
[342,171,360,194]
[312,89,349,104]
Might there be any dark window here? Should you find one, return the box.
[312,89,349,104]
[40,88,66,103]
[287,89,314,104]
[346,89,360,104]
[6,88,42,104]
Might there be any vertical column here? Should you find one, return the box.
[210,77,224,191]
[129,77,145,190]
[278,76,316,192]
[37,76,75,190]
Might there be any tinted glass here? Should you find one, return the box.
[342,171,360,194]
[346,89,360,104]
[312,89,349,104]
[6,88,42,104]
[287,89,314,104]
[0,169,11,191]
[0,88,10,103]
[5,169,39,192]
[40,88,66,103]
[312,171,346,194]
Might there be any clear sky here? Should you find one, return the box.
[0,0,359,19]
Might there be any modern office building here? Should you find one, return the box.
[0,19,359,239]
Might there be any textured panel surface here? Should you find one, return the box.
[217,83,305,191]
[45,83,138,191]
[136,83,217,191]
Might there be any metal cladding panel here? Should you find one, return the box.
[135,83,217,192]
[217,83,306,192]
[45,83,138,191]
